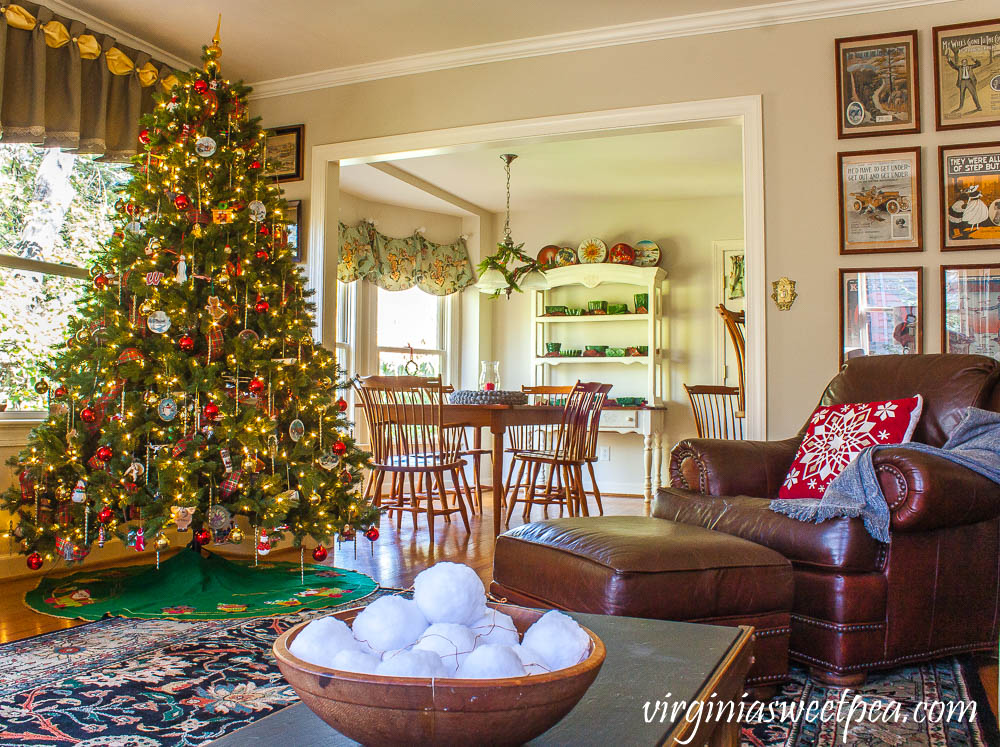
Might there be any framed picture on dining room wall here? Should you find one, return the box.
[941,263,1000,357]
[264,124,304,182]
[835,30,920,139]
[932,19,1000,131]
[840,267,923,367]
[939,142,1000,251]
[838,147,922,254]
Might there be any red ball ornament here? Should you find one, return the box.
[312,545,328,562]
[54,385,67,398]
[248,377,265,395]
[203,401,220,421]
[195,528,212,545]
[336,397,348,412]
[80,406,96,424]
[193,79,208,94]
[173,194,190,210]
[93,273,109,290]
[97,506,113,523]
[254,297,270,314]
[26,552,43,571]
[178,334,195,351]
[254,249,269,261]
[365,527,380,542]
[138,128,151,145]
[332,440,347,455]
[96,445,113,462]
[250,159,262,170]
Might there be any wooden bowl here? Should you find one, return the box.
[273,602,605,746]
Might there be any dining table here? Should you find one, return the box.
[357,402,565,536]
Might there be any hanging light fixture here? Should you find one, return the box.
[476,153,548,296]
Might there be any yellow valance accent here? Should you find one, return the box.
[160,73,180,91]
[0,4,35,30]
[2,4,162,86]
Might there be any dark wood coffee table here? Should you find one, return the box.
[210,612,753,746]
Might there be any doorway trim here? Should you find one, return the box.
[308,95,767,438]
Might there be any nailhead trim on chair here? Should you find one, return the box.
[876,464,909,510]
[754,626,792,638]
[791,639,998,673]
[671,447,708,492]
[791,614,885,633]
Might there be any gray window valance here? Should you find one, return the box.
[0,0,178,159]
[339,220,476,296]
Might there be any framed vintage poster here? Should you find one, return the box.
[840,267,923,366]
[286,200,303,262]
[939,142,1000,251]
[941,263,1000,357]
[836,30,920,138]
[838,147,922,254]
[265,124,304,182]
[932,19,1000,131]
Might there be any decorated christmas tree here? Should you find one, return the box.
[3,25,377,571]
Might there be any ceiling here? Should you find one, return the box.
[57,0,801,83]
[340,124,744,215]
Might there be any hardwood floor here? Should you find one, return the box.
[1,492,995,722]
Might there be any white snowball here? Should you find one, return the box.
[288,616,360,667]
[471,608,520,648]
[331,648,381,674]
[352,595,428,655]
[522,610,591,671]
[456,644,527,679]
[513,644,551,675]
[413,622,477,674]
[376,649,449,678]
[413,562,486,625]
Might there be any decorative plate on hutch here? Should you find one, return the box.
[633,240,660,267]
[577,238,607,264]
[554,246,578,267]
[609,243,636,264]
[537,245,560,268]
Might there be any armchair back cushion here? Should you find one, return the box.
[810,354,1000,447]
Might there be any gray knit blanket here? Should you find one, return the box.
[770,407,1000,542]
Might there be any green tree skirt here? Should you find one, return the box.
[24,548,377,620]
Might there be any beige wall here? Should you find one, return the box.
[253,0,1000,439]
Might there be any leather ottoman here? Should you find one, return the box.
[491,516,792,688]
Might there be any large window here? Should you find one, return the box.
[376,286,447,377]
[0,145,129,412]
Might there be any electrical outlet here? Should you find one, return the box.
[597,446,611,462]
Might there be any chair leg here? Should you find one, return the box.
[586,460,604,516]
[449,469,471,533]
[525,462,545,522]
[472,452,484,513]
[560,464,575,517]
[407,473,419,531]
[505,458,527,529]
[502,456,518,509]
[425,469,436,544]
[574,464,590,517]
[371,469,386,512]
[458,460,475,513]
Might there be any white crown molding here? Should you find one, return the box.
[42,0,197,71]
[249,0,956,99]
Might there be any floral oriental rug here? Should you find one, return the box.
[23,549,377,620]
[0,590,994,746]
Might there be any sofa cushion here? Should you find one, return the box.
[493,516,792,621]
[653,488,885,572]
[814,354,1000,447]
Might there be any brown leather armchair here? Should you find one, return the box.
[658,354,1000,685]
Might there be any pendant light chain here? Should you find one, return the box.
[502,153,515,247]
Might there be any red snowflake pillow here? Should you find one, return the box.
[779,395,923,499]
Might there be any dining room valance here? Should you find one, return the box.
[338,220,476,296]
[0,0,178,159]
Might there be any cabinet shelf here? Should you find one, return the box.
[535,356,651,366]
[535,314,650,323]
